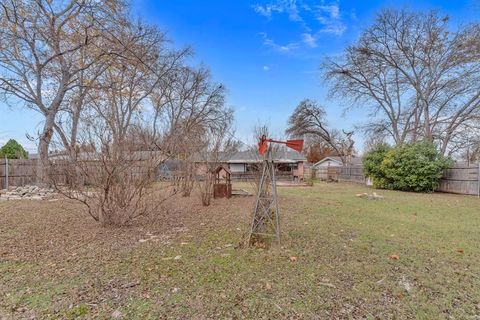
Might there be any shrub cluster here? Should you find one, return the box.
[0,139,28,159]
[363,141,451,192]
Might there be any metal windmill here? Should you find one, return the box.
[248,135,304,246]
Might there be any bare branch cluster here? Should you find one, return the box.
[286,99,355,164]
[0,0,234,225]
[322,9,480,156]
[195,110,239,206]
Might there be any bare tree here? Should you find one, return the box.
[50,125,173,226]
[0,0,117,181]
[53,46,110,162]
[195,110,238,206]
[49,16,235,222]
[47,16,192,225]
[322,9,480,155]
[462,143,480,164]
[286,99,355,164]
[150,66,232,197]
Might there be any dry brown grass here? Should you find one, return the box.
[1,182,480,319]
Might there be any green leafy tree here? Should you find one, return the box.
[0,139,28,159]
[363,141,451,192]
[363,143,392,188]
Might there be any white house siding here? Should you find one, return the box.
[315,160,342,167]
[229,163,245,173]
[314,159,342,180]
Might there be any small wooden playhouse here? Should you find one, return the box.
[212,165,232,198]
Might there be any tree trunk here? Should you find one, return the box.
[37,113,56,185]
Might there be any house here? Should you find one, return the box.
[187,149,308,181]
[313,156,344,168]
[226,149,307,180]
[313,155,363,167]
[312,156,343,180]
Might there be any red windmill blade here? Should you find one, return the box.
[258,135,268,155]
[284,139,304,152]
[258,136,304,155]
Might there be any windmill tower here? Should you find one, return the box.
[248,135,303,246]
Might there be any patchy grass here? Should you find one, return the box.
[1,182,480,319]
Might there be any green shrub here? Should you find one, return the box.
[363,141,451,192]
[0,139,28,159]
[363,143,392,189]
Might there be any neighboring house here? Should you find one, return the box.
[313,156,363,167]
[313,156,344,168]
[313,156,343,180]
[226,149,307,180]
[192,149,307,180]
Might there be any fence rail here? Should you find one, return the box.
[337,166,365,183]
[323,163,480,196]
[0,158,161,189]
[2,158,480,196]
[231,171,295,181]
[0,159,38,189]
[438,164,480,196]
[0,158,300,189]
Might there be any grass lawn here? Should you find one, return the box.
[1,182,479,319]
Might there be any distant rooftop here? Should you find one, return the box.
[315,155,363,166]
[227,149,306,163]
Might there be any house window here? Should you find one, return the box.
[246,163,259,172]
[277,164,294,172]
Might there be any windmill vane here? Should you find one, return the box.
[258,135,304,155]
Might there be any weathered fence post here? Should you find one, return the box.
[477,163,480,198]
[5,156,8,190]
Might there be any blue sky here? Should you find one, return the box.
[1,0,479,152]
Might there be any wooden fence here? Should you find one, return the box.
[307,166,344,181]
[231,171,295,181]
[438,164,480,196]
[0,158,160,189]
[327,164,480,196]
[336,166,366,183]
[0,159,37,189]
[2,158,480,196]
